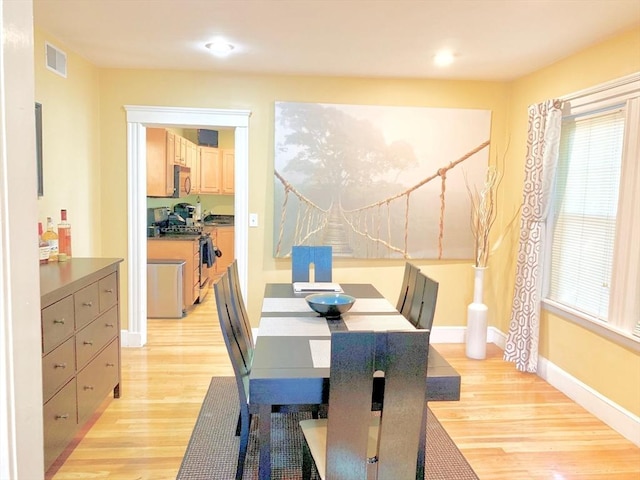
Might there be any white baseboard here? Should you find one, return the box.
[120,330,144,348]
[536,355,640,446]
[429,325,639,447]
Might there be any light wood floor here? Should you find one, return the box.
[47,289,640,480]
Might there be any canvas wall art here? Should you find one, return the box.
[274,101,492,259]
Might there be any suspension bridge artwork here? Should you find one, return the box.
[274,101,492,259]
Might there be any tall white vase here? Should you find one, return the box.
[466,266,488,359]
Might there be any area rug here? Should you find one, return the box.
[177,377,478,480]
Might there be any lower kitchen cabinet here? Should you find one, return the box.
[40,258,123,472]
[204,225,234,279]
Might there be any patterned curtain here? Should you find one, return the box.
[504,99,563,373]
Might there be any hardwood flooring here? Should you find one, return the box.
[47,290,640,480]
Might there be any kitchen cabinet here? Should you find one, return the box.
[40,258,122,471]
[198,147,234,195]
[147,128,174,197]
[199,146,221,194]
[147,128,199,197]
[205,226,234,278]
[147,237,200,308]
[221,149,235,194]
[186,140,199,194]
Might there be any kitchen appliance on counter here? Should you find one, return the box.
[174,203,196,226]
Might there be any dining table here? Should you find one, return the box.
[249,282,461,480]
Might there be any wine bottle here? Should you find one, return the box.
[42,217,58,262]
[58,209,72,258]
[38,222,50,264]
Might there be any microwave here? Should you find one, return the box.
[173,165,192,198]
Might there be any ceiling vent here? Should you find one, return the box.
[45,42,67,78]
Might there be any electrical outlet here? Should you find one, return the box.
[249,213,259,227]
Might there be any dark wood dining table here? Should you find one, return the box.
[249,283,461,480]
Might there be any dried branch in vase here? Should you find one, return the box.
[465,166,501,268]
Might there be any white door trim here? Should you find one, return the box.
[124,105,250,347]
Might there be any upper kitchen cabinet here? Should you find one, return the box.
[221,150,235,194]
[146,128,173,197]
[199,146,221,194]
[186,140,199,194]
[199,147,234,195]
[147,128,199,197]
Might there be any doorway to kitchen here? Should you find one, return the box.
[125,106,250,347]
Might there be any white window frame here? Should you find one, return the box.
[542,72,640,352]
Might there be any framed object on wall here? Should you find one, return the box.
[273,101,492,260]
[35,102,43,197]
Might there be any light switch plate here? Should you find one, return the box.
[249,213,259,227]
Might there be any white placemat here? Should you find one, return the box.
[309,339,331,368]
[262,297,312,313]
[348,298,398,313]
[293,282,343,293]
[257,316,331,336]
[344,315,415,331]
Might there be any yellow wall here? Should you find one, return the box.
[34,30,102,256]
[34,25,640,416]
[503,26,640,415]
[96,68,510,334]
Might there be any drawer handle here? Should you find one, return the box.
[106,362,115,367]
[54,363,67,369]
[104,288,114,293]
[83,385,94,391]
[82,301,93,307]
[55,414,70,420]
[105,323,115,328]
[83,340,94,346]
[53,318,65,325]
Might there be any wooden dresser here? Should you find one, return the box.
[39,258,123,471]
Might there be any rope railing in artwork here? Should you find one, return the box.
[274,170,331,256]
[275,140,490,258]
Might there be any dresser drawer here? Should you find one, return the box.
[99,272,118,313]
[74,282,100,329]
[75,306,118,370]
[43,379,77,470]
[42,337,75,403]
[42,295,74,354]
[77,339,119,424]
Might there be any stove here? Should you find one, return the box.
[159,225,204,236]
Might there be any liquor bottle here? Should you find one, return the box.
[58,209,72,258]
[42,217,58,262]
[38,222,50,264]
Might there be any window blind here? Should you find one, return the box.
[548,108,624,321]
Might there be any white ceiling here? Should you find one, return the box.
[33,0,640,81]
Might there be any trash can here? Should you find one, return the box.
[147,259,186,318]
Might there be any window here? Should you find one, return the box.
[543,74,640,344]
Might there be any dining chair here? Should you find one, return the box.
[213,271,253,480]
[292,245,333,282]
[215,270,321,479]
[396,262,420,318]
[405,271,440,332]
[227,259,254,351]
[299,329,430,480]
[416,273,439,331]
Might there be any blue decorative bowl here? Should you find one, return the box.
[305,293,356,319]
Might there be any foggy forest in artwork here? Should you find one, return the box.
[274,101,491,259]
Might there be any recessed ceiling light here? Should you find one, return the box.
[205,40,235,57]
[434,50,455,67]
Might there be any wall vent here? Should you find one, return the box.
[45,42,67,78]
